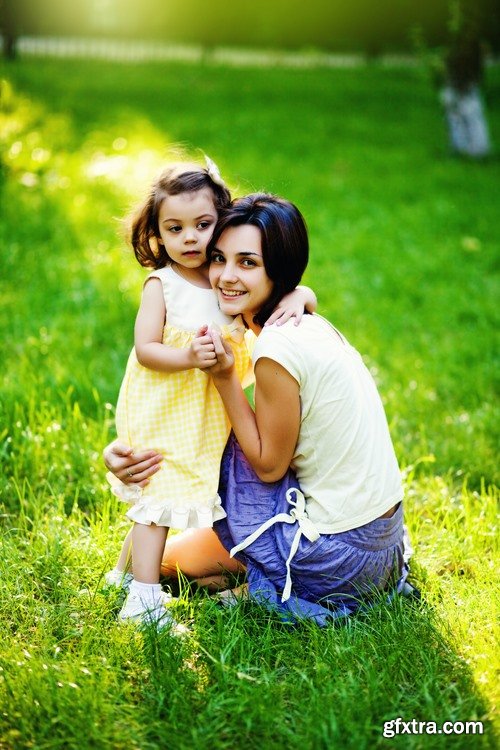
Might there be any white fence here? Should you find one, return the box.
[2,35,425,69]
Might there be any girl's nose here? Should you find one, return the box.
[184,228,196,242]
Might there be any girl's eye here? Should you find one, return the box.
[198,221,212,230]
[168,226,181,233]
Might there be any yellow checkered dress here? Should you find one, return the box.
[108,266,254,529]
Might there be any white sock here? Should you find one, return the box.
[130,579,162,604]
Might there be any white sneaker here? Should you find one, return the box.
[104,569,133,591]
[118,590,183,632]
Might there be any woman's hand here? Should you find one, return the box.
[264,285,317,327]
[206,330,235,379]
[103,440,163,487]
[189,325,217,370]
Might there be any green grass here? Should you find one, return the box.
[0,57,498,748]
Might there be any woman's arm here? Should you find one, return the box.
[210,333,300,482]
[264,285,317,327]
[134,278,216,372]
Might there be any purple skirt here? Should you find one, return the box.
[214,434,408,625]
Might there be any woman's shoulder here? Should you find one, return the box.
[254,315,349,364]
[253,318,310,361]
[258,314,328,343]
[271,314,347,342]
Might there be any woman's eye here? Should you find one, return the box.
[241,259,256,267]
[211,253,224,263]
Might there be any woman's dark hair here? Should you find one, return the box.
[128,162,231,269]
[208,193,309,327]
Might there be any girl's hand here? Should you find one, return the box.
[206,330,235,378]
[264,285,317,327]
[103,440,163,487]
[190,325,217,369]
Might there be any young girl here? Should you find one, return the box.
[106,160,316,628]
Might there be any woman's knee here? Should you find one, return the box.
[160,528,243,579]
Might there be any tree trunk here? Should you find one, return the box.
[3,34,18,60]
[440,83,491,158]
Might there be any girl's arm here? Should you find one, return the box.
[134,278,216,372]
[209,332,300,482]
[264,285,317,327]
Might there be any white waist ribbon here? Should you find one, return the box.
[229,487,321,602]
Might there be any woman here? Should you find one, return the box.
[104,193,408,625]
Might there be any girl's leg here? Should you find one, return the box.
[132,522,168,584]
[115,528,133,572]
[160,528,245,586]
[120,523,176,627]
[104,528,133,589]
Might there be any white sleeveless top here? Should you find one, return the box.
[253,314,403,533]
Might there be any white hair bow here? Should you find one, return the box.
[204,155,226,188]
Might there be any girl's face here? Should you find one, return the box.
[209,224,273,330]
[157,189,218,268]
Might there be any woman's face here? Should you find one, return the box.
[209,224,273,327]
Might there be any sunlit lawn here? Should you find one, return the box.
[0,57,498,749]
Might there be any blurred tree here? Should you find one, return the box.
[439,0,495,157]
[0,0,25,58]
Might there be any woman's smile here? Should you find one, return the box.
[219,289,246,297]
